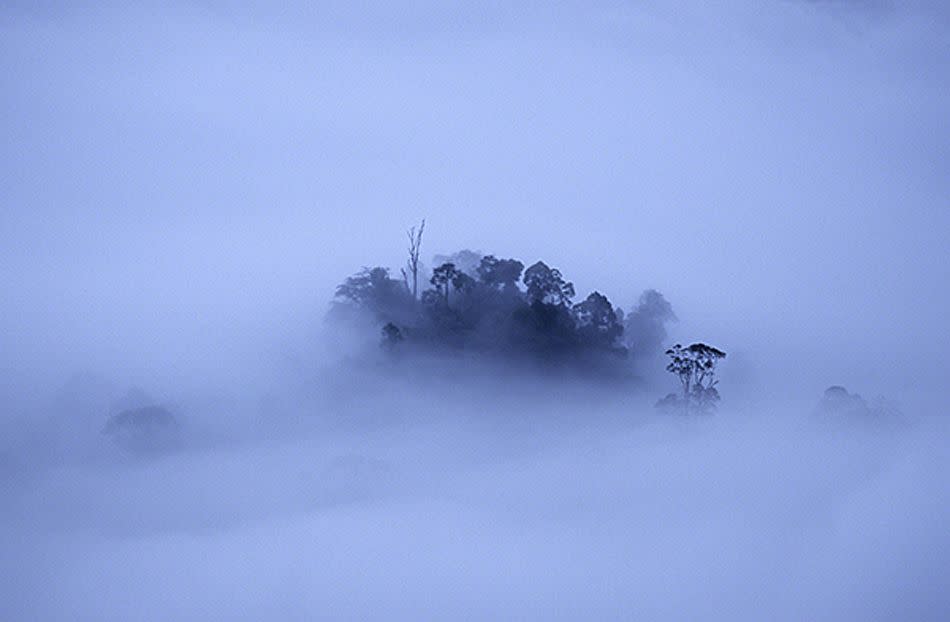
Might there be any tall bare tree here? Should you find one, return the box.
[400,219,425,300]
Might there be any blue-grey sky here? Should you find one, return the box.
[1,1,948,398]
[2,4,950,620]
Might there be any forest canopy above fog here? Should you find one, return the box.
[327,221,738,416]
[329,221,681,370]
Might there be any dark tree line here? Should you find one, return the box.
[329,224,681,370]
[330,222,728,410]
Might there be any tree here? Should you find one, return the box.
[381,322,404,350]
[400,220,425,300]
[430,262,462,306]
[329,242,689,374]
[103,405,181,455]
[815,386,903,420]
[333,266,414,323]
[477,255,524,292]
[625,289,677,358]
[432,249,482,277]
[523,261,575,306]
[334,267,407,311]
[573,291,624,349]
[658,342,726,414]
[451,271,476,296]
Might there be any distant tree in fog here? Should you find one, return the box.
[381,322,404,350]
[815,386,903,421]
[658,343,726,414]
[625,289,677,358]
[103,405,181,455]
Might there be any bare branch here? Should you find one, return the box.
[405,219,425,300]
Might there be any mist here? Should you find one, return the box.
[2,1,948,620]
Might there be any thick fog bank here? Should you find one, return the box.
[2,376,948,620]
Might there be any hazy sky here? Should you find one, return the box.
[1,1,948,398]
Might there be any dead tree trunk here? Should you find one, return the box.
[404,219,425,299]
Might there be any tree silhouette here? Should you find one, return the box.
[433,249,482,277]
[430,262,462,306]
[659,343,726,414]
[573,291,623,349]
[334,266,413,322]
[625,289,677,357]
[477,256,524,292]
[381,322,404,349]
[523,261,575,306]
[328,224,703,372]
[452,270,476,295]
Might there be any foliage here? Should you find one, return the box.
[658,343,726,414]
[477,255,524,292]
[430,262,461,305]
[523,261,575,306]
[625,289,677,357]
[381,322,404,349]
[333,267,415,324]
[432,249,482,277]
[573,292,623,350]
[329,225,689,373]
[815,386,903,420]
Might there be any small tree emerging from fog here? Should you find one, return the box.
[658,343,726,414]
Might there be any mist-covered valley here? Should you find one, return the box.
[2,1,949,620]
[4,358,947,620]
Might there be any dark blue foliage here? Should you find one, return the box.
[330,249,674,370]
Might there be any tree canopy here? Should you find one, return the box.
[330,243,678,370]
[657,343,727,414]
[327,223,732,409]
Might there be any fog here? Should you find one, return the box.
[1,1,948,620]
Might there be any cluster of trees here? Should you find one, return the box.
[330,221,727,411]
[330,222,678,368]
[815,386,902,420]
